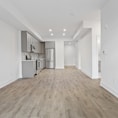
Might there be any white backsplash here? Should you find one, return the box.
[31,53,39,60]
[22,52,45,60]
[39,54,45,58]
[22,52,39,60]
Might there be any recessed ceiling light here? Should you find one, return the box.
[51,33,54,36]
[62,33,66,36]
[49,29,52,32]
[63,29,67,32]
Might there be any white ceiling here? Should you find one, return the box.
[1,0,108,40]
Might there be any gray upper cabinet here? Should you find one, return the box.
[32,37,40,53]
[21,31,40,53]
[40,42,45,53]
[21,31,30,52]
[45,42,55,49]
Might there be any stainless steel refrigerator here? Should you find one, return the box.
[46,49,55,68]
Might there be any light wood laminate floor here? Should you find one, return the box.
[0,67,118,118]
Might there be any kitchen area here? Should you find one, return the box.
[21,31,55,78]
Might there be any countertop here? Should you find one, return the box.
[22,60,36,62]
[22,58,46,62]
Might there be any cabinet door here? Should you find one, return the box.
[31,37,36,53]
[27,33,31,52]
[41,43,45,53]
[21,31,30,52]
[39,42,41,53]
[40,42,45,53]
[40,60,43,69]
[43,60,46,68]
[22,61,36,78]
[45,42,55,48]
[35,40,40,53]
[32,38,40,53]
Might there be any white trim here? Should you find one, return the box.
[18,31,22,78]
[100,82,118,98]
[0,79,18,89]
[81,69,100,79]
[75,66,80,70]
[80,69,92,79]
[91,75,100,79]
[55,67,64,69]
[64,64,76,66]
[76,68,100,79]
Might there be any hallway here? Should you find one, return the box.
[0,67,118,118]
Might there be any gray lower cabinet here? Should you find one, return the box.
[22,60,36,78]
[40,59,46,69]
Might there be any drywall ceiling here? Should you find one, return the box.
[1,0,108,41]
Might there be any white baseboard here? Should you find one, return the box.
[80,69,92,79]
[91,76,100,79]
[100,82,118,98]
[55,67,64,69]
[0,79,18,89]
[78,69,99,79]
[64,64,76,66]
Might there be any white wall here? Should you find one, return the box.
[75,42,79,68]
[64,42,75,66]
[74,11,101,79]
[100,0,118,98]
[78,32,92,78]
[55,40,64,69]
[0,20,20,88]
[84,20,101,79]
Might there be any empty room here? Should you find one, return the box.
[0,0,118,118]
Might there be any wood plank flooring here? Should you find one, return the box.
[0,67,118,118]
